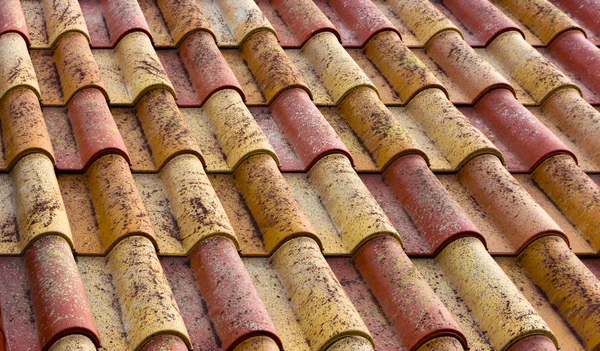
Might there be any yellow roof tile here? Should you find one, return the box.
[41,0,90,48]
[302,32,377,104]
[107,236,191,350]
[417,337,464,351]
[12,153,72,252]
[326,336,374,351]
[216,0,277,46]
[156,0,213,47]
[271,237,373,351]
[0,33,40,101]
[232,336,280,351]
[48,335,96,351]
[308,154,401,253]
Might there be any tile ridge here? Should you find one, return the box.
[190,236,282,351]
[270,88,352,171]
[24,236,99,351]
[308,153,402,253]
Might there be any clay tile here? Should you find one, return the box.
[107,236,191,350]
[338,88,426,170]
[407,89,502,170]
[100,0,152,46]
[541,89,600,165]
[327,0,399,46]
[0,0,30,44]
[85,154,156,253]
[140,335,188,351]
[506,335,558,351]
[0,33,40,101]
[384,0,462,45]
[215,0,277,46]
[326,336,373,351]
[495,0,582,45]
[548,30,600,97]
[160,154,238,253]
[136,89,205,169]
[459,154,567,252]
[532,154,600,252]
[444,0,522,45]
[68,88,130,170]
[270,89,350,170]
[518,235,600,350]
[25,236,99,351]
[426,30,514,103]
[364,31,445,104]
[308,154,401,252]
[355,236,467,350]
[302,32,378,104]
[179,31,244,105]
[384,155,483,253]
[271,237,373,351]
[487,31,578,104]
[11,153,73,252]
[553,0,600,39]
[53,32,108,104]
[0,88,55,170]
[156,0,214,47]
[437,237,555,350]
[48,335,97,351]
[233,154,319,253]
[41,0,90,48]
[241,31,311,104]
[203,89,279,170]
[475,89,573,171]
[417,337,464,351]
[232,336,280,351]
[114,31,175,104]
[271,0,338,46]
[190,236,282,351]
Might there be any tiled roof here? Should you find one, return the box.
[0,0,598,350]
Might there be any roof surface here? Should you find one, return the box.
[0,0,598,350]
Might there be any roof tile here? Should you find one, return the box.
[48,335,96,351]
[24,236,98,350]
[506,335,558,351]
[364,31,444,104]
[308,154,400,252]
[203,89,279,170]
[417,337,464,351]
[0,33,40,101]
[12,153,72,252]
[232,336,280,351]
[436,237,555,350]
[426,30,513,103]
[302,32,377,104]
[179,31,244,105]
[270,89,350,170]
[326,336,373,351]
[41,0,89,49]
[552,0,600,42]
[107,236,191,350]
[190,236,281,351]
[67,88,129,169]
[139,335,188,351]
[86,154,155,253]
[233,154,318,253]
[242,31,310,104]
[160,154,237,254]
[354,236,466,350]
[269,0,337,47]
[156,0,212,47]
[459,154,566,252]
[270,237,372,351]
[338,88,425,170]
[100,0,152,46]
[0,88,55,170]
[216,0,276,46]
[53,32,107,104]
[0,0,30,44]
[518,235,600,350]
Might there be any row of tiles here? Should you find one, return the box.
[0,150,597,258]
[6,0,600,106]
[0,233,598,351]
[13,0,600,49]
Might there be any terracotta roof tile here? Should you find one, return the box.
[41,0,90,49]
[156,0,212,47]
[0,33,40,101]
[551,0,600,44]
[99,0,152,46]
[267,0,337,47]
[47,335,96,351]
[0,0,30,45]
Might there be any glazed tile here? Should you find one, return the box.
[189,236,281,351]
[24,236,98,350]
[308,154,400,253]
